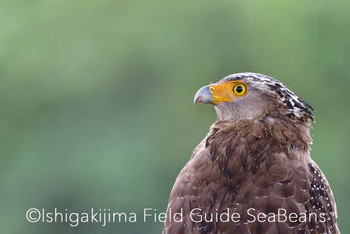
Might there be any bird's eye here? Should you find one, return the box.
[233,83,247,96]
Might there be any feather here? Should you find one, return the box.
[163,73,338,233]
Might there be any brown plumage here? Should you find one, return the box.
[163,73,339,234]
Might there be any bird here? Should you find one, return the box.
[163,73,339,234]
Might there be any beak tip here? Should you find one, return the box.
[194,97,200,107]
[193,85,213,107]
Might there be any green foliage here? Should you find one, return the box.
[0,0,349,233]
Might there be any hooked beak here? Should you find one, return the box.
[194,85,213,106]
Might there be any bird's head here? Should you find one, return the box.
[194,72,314,122]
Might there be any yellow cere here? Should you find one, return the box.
[209,81,248,104]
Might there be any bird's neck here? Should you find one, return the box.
[202,116,312,182]
[206,116,312,163]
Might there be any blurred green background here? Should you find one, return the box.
[1,0,349,233]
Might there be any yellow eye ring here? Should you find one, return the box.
[233,83,247,96]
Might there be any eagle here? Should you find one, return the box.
[163,73,339,234]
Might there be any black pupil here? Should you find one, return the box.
[236,85,243,93]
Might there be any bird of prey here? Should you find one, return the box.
[163,73,339,234]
